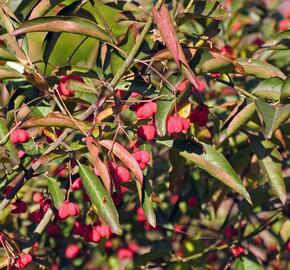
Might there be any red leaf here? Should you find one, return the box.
[98,140,143,185]
[152,4,200,90]
[86,137,112,194]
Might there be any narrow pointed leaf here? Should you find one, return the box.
[29,0,65,19]
[78,162,122,235]
[45,175,65,209]
[238,58,286,79]
[98,140,143,185]
[155,84,175,136]
[280,77,290,101]
[158,140,252,204]
[220,102,256,142]
[255,99,290,138]
[252,77,283,101]
[250,135,287,204]
[0,45,17,61]
[21,113,89,131]
[0,66,22,79]
[86,137,111,194]
[13,16,112,43]
[0,119,19,166]
[110,24,137,76]
[139,143,156,227]
[152,4,200,90]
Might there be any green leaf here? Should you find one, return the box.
[155,84,175,137]
[13,16,112,43]
[29,0,65,19]
[234,257,264,270]
[21,113,89,131]
[43,2,82,66]
[0,118,19,166]
[86,138,111,194]
[255,99,290,138]
[280,77,290,101]
[110,24,137,76]
[237,58,286,79]
[158,140,252,204]
[78,162,122,235]
[0,45,17,61]
[45,176,65,209]
[139,143,156,227]
[199,58,235,73]
[250,135,287,204]
[0,66,22,79]
[263,30,290,49]
[252,77,283,101]
[220,102,256,142]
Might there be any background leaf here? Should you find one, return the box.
[45,176,65,209]
[255,99,290,139]
[250,135,287,204]
[238,58,286,79]
[251,77,283,101]
[158,140,252,204]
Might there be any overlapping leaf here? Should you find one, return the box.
[78,162,122,235]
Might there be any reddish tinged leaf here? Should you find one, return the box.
[152,5,179,66]
[152,4,200,90]
[86,137,111,194]
[21,113,89,131]
[98,140,143,185]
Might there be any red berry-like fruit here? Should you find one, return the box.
[231,246,244,257]
[33,192,44,203]
[187,196,198,207]
[96,225,112,238]
[136,207,146,222]
[279,18,290,30]
[130,92,140,98]
[131,101,157,119]
[111,165,130,184]
[11,200,27,214]
[73,221,88,237]
[29,209,44,223]
[167,115,190,134]
[58,75,83,96]
[10,129,30,144]
[58,201,80,220]
[176,80,188,94]
[84,226,101,243]
[47,223,61,237]
[117,248,134,260]
[71,178,83,191]
[16,253,33,269]
[190,104,209,127]
[65,244,80,259]
[224,225,238,239]
[137,123,157,141]
[132,150,150,170]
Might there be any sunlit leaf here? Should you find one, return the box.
[98,140,143,185]
[78,162,122,235]
[13,16,112,43]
